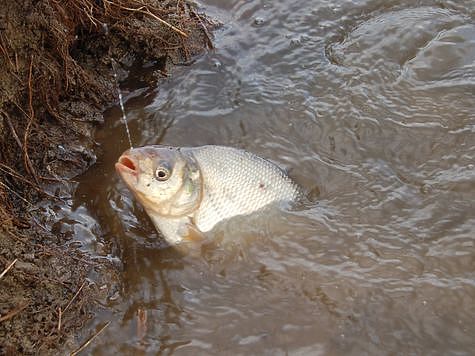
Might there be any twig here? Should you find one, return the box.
[23,55,40,185]
[0,34,21,79]
[0,163,53,197]
[2,110,24,150]
[11,99,32,119]
[70,321,111,356]
[189,6,213,49]
[63,281,87,315]
[57,307,62,331]
[143,8,188,37]
[110,3,188,37]
[0,258,18,280]
[13,267,74,292]
[0,181,33,206]
[15,52,19,73]
[6,230,97,266]
[1,114,64,198]
[0,303,28,322]
[0,164,35,186]
[2,110,40,190]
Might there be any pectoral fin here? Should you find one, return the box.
[177,222,206,243]
[175,223,207,257]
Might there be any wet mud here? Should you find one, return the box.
[0,0,212,354]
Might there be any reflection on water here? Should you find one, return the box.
[55,0,475,354]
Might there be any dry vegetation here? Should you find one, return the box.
[0,0,212,353]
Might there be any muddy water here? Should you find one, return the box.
[56,0,475,354]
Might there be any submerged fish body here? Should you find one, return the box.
[115,145,301,245]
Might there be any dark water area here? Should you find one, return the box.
[45,0,475,354]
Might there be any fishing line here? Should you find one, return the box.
[103,22,133,148]
[111,58,133,149]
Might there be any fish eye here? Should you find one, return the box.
[154,166,170,181]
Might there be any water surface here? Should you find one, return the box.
[55,0,475,354]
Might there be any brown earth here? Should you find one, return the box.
[0,1,213,354]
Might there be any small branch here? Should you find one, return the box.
[70,321,111,356]
[0,181,33,207]
[2,114,58,198]
[23,55,40,185]
[0,34,21,79]
[63,281,87,315]
[57,307,62,331]
[189,6,213,49]
[0,303,28,322]
[2,110,24,150]
[0,258,18,280]
[6,230,97,266]
[14,269,73,291]
[142,8,188,38]
[110,2,188,37]
[0,163,53,197]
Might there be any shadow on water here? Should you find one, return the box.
[49,0,475,354]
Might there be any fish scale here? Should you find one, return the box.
[188,146,300,232]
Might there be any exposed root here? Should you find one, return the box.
[189,4,214,49]
[0,181,33,207]
[70,321,111,356]
[63,281,88,316]
[108,1,189,37]
[2,111,23,151]
[23,57,40,186]
[0,303,28,323]
[0,259,17,280]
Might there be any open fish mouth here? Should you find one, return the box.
[115,155,138,176]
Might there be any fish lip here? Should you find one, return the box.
[115,155,138,176]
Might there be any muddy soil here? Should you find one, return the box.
[0,0,212,354]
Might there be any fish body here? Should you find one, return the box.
[115,145,301,245]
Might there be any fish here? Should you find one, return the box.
[115,145,302,245]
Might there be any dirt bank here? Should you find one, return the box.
[0,1,213,353]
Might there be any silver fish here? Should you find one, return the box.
[115,145,301,245]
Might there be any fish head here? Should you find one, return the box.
[115,146,202,217]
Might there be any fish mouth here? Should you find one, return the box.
[115,155,138,176]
